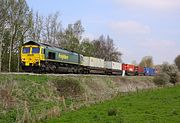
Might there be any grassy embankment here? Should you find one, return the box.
[45,85,180,123]
[0,74,155,122]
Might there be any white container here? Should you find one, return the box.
[83,56,104,68]
[105,61,122,70]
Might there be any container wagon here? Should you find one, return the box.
[104,61,122,75]
[144,67,156,76]
[135,66,144,76]
[122,64,135,75]
[83,56,105,74]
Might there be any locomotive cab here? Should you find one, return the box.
[21,41,45,67]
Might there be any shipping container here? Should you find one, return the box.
[105,61,122,70]
[144,67,156,76]
[122,64,135,75]
[105,61,122,75]
[83,56,104,68]
[135,66,144,75]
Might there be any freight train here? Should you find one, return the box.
[20,41,156,76]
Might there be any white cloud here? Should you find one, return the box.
[115,0,180,11]
[109,21,151,36]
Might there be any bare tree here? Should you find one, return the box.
[73,20,84,40]
[42,12,62,45]
[28,12,43,42]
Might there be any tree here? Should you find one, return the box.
[0,0,33,72]
[139,56,154,67]
[58,20,84,52]
[7,0,32,72]
[79,38,95,56]
[43,12,62,45]
[175,55,180,71]
[92,35,122,62]
[16,3,33,72]
[29,12,43,42]
[0,0,9,72]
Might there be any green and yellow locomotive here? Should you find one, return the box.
[21,41,83,73]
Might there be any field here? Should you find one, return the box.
[45,85,180,123]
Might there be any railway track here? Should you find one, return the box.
[0,72,125,77]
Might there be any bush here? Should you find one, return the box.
[53,78,84,97]
[107,108,118,116]
[174,55,180,71]
[160,63,179,85]
[170,72,180,85]
[154,73,170,86]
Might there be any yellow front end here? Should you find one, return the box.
[21,45,45,67]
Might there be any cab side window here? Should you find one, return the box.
[48,52,55,59]
[42,48,45,54]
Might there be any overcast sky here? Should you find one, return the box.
[27,0,180,64]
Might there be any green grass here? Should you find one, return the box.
[44,86,180,123]
[0,74,59,123]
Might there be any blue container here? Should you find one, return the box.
[144,67,156,76]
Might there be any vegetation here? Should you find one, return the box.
[0,74,155,123]
[175,55,180,71]
[0,75,59,123]
[44,85,180,123]
[159,63,180,85]
[53,78,85,97]
[139,56,154,67]
[153,73,170,86]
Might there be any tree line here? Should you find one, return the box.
[0,0,122,72]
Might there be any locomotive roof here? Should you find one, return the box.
[23,40,79,54]
[23,41,49,47]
